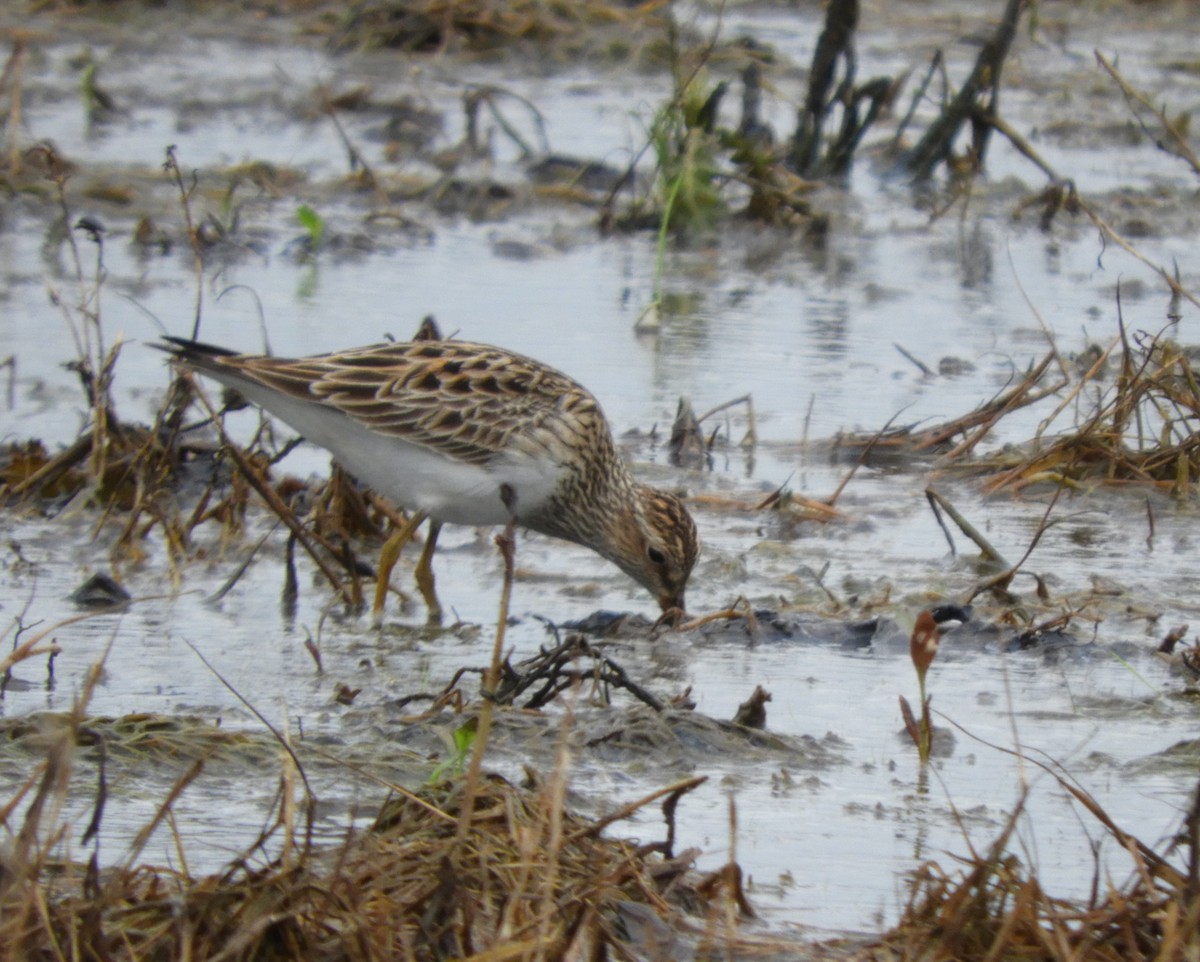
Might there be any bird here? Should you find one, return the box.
[158,334,699,622]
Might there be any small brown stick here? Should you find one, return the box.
[726,795,752,925]
[925,490,959,559]
[283,533,300,614]
[0,622,64,676]
[225,442,353,604]
[926,487,1008,565]
[1096,51,1200,177]
[801,392,815,448]
[304,742,458,824]
[985,111,1062,182]
[748,486,841,522]
[1076,198,1200,309]
[454,518,517,846]
[932,354,1063,459]
[0,40,25,172]
[1004,244,1071,382]
[186,377,354,606]
[0,354,13,410]
[966,482,1065,601]
[122,759,205,869]
[827,409,908,508]
[891,49,944,151]
[471,85,550,159]
[1034,335,1120,440]
[697,394,757,450]
[207,521,281,604]
[393,671,474,717]
[674,605,747,634]
[686,485,839,520]
[183,639,315,804]
[676,597,758,635]
[2,435,92,499]
[584,649,664,711]
[670,397,707,467]
[323,99,380,194]
[895,343,934,377]
[163,146,205,339]
[565,775,706,844]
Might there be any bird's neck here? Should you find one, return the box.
[538,456,638,557]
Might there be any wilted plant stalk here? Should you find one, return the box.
[900,611,941,763]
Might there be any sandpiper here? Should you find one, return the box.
[160,336,699,620]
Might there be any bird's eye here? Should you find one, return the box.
[647,546,667,565]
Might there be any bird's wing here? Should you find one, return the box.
[205,340,594,468]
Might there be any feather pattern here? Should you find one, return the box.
[159,336,699,611]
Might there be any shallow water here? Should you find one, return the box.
[3,0,1200,938]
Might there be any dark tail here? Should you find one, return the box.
[154,336,242,360]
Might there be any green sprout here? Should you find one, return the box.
[296,204,325,251]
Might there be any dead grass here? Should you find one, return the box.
[7,700,1200,961]
[1,768,718,961]
[326,0,667,53]
[835,324,1200,499]
[26,0,670,57]
[866,778,1200,962]
[974,328,1200,497]
[0,662,779,962]
[3,9,1200,957]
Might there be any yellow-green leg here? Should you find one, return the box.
[372,510,428,621]
[414,519,444,625]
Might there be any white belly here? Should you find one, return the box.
[241,385,562,525]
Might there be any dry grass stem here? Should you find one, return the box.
[1095,50,1200,178]
[2,713,726,961]
[839,325,1200,500]
[871,723,1200,962]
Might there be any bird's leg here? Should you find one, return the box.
[373,509,428,622]
[414,519,444,625]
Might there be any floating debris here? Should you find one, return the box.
[669,396,708,469]
[731,684,771,729]
[69,572,131,609]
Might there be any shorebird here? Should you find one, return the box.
[160,335,699,621]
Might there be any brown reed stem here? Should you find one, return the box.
[454,518,516,848]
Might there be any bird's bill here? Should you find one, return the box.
[658,592,685,614]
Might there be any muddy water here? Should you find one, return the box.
[3,0,1200,937]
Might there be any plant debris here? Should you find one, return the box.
[868,776,1200,962]
[0,702,794,962]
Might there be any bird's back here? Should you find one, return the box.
[162,338,619,524]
